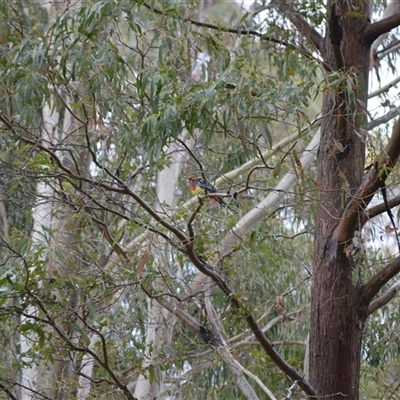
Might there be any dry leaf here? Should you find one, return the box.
[136,251,148,279]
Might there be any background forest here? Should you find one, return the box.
[1,1,400,399]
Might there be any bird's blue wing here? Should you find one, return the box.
[196,178,218,193]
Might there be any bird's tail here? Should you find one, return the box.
[218,197,237,212]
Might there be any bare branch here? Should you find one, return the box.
[78,205,130,263]
[142,2,287,46]
[187,197,204,247]
[363,12,400,44]
[176,137,204,173]
[368,107,400,130]
[361,256,400,306]
[369,75,400,99]
[237,361,278,400]
[237,308,305,345]
[232,340,306,349]
[371,1,400,56]
[377,39,400,59]
[244,313,316,397]
[4,381,52,400]
[204,286,261,400]
[368,279,400,314]
[0,382,18,400]
[361,195,400,228]
[146,291,222,348]
[332,119,400,243]
[187,20,285,45]
[204,281,225,344]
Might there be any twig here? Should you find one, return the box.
[143,2,287,46]
[368,279,400,314]
[187,197,204,248]
[176,137,204,173]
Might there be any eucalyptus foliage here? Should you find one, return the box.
[0,1,400,399]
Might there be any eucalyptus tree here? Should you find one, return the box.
[1,1,400,400]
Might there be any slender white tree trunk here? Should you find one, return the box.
[133,139,185,399]
[19,103,60,400]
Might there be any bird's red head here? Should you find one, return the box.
[187,174,197,182]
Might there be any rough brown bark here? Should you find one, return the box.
[309,1,372,399]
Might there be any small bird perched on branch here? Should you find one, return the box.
[187,174,234,211]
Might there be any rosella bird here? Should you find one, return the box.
[187,174,234,210]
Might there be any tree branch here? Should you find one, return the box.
[0,382,18,400]
[361,195,400,228]
[142,1,332,71]
[369,75,400,99]
[371,2,400,56]
[243,313,316,397]
[273,0,325,54]
[8,120,315,397]
[235,361,278,400]
[143,2,287,46]
[23,290,137,400]
[377,39,400,59]
[368,279,400,314]
[204,287,262,400]
[148,292,222,348]
[158,261,317,398]
[18,135,189,246]
[361,256,400,306]
[332,119,400,243]
[155,236,317,398]
[367,107,400,130]
[0,197,10,243]
[362,12,400,44]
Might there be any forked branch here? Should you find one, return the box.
[367,279,400,314]
[361,256,400,308]
[332,119,400,243]
[361,195,400,228]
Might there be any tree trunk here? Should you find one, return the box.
[133,139,184,399]
[309,1,371,399]
[19,102,60,400]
